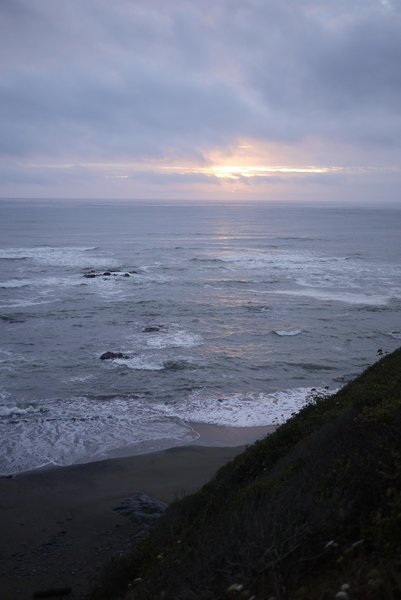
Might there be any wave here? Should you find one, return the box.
[0,349,22,363]
[273,329,302,337]
[0,314,26,324]
[0,247,117,268]
[145,330,202,349]
[0,281,30,289]
[0,389,11,402]
[274,289,390,306]
[153,386,335,427]
[386,330,401,340]
[113,356,165,371]
[0,395,196,475]
[0,298,57,309]
[190,257,225,264]
[290,362,337,372]
[68,374,96,383]
[245,304,271,313]
[0,276,80,289]
[163,360,199,371]
[0,404,37,417]
[112,356,198,371]
[0,256,29,261]
[0,384,338,474]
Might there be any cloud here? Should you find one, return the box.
[0,64,261,159]
[0,0,400,200]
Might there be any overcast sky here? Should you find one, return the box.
[1,0,401,203]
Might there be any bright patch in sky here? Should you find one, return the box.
[0,0,400,202]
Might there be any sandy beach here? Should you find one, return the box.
[0,425,274,600]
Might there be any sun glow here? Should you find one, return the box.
[26,160,342,180]
[26,137,388,189]
[160,164,340,180]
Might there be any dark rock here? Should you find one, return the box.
[83,269,134,279]
[143,326,161,333]
[113,493,167,525]
[100,351,129,360]
[33,588,72,598]
[0,315,25,324]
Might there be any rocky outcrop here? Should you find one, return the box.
[82,269,137,279]
[100,352,129,360]
[113,493,167,526]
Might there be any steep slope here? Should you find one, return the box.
[90,348,401,600]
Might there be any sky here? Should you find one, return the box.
[1,0,401,203]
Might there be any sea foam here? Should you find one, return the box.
[0,247,116,268]
[0,395,195,475]
[152,387,333,427]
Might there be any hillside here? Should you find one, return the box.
[90,348,401,600]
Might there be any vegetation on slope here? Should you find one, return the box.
[90,348,401,600]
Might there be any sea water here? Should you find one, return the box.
[1,199,400,474]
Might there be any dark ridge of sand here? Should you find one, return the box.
[0,424,275,599]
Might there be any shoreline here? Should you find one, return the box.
[3,422,276,479]
[0,424,275,599]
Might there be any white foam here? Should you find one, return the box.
[83,272,172,303]
[274,289,390,306]
[0,276,80,289]
[0,349,15,362]
[222,251,275,270]
[0,386,338,474]
[0,404,37,417]
[111,355,197,371]
[132,272,172,284]
[198,248,401,307]
[152,387,333,427]
[387,330,401,339]
[198,248,314,271]
[0,349,26,369]
[0,280,30,289]
[0,389,11,402]
[273,329,302,337]
[145,330,202,349]
[0,247,116,268]
[68,374,96,383]
[113,356,165,370]
[0,297,57,309]
[0,395,195,475]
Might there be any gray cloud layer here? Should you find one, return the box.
[1,0,400,198]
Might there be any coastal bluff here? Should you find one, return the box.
[90,347,401,600]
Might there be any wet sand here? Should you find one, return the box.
[0,425,275,599]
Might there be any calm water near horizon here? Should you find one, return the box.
[1,199,401,474]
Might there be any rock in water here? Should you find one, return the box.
[100,351,129,360]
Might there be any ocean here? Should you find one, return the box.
[1,199,401,475]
